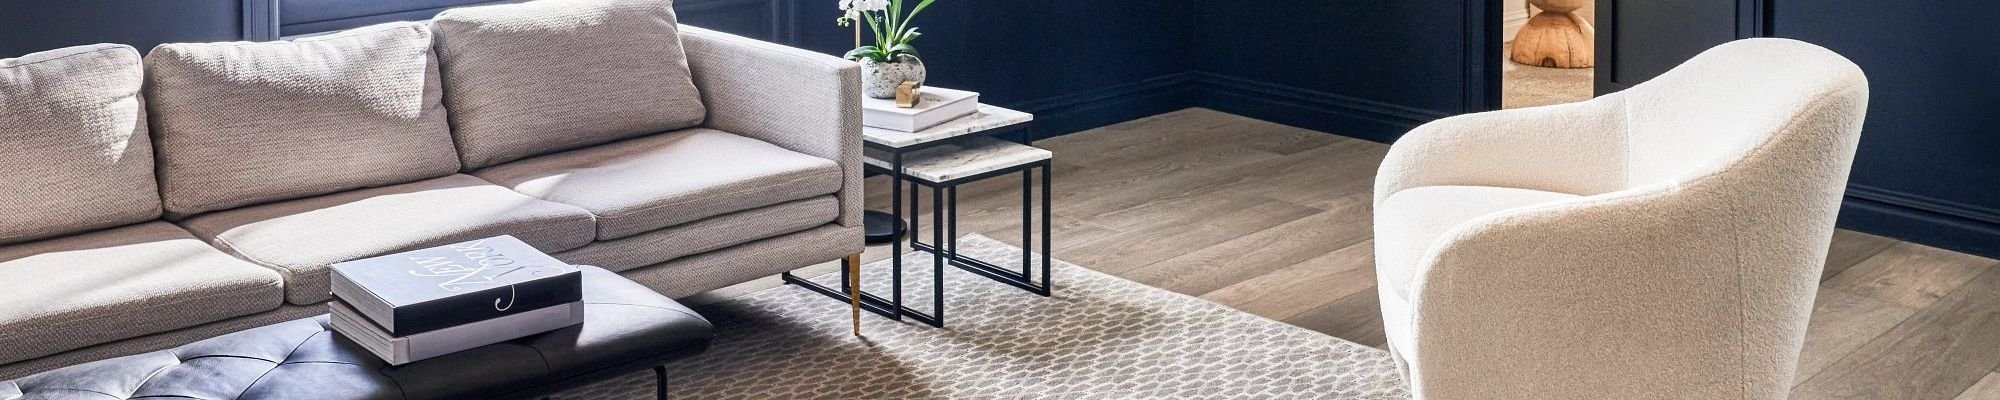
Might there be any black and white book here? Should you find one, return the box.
[862,86,979,132]
[330,299,583,365]
[330,235,581,336]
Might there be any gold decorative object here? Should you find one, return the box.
[895,81,922,108]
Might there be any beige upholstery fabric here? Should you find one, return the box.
[145,22,458,218]
[556,196,838,271]
[1375,185,1579,300]
[476,128,841,240]
[0,222,284,365]
[179,174,597,304]
[681,26,864,227]
[0,44,159,244]
[621,224,864,298]
[432,0,706,168]
[1373,38,1868,399]
[0,222,857,379]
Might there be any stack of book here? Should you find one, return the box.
[863,86,980,132]
[328,235,584,365]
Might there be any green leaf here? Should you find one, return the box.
[864,13,887,48]
[888,43,920,59]
[888,0,904,42]
[897,27,922,46]
[894,0,935,43]
[844,46,883,61]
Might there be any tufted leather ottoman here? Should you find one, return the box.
[0,266,712,400]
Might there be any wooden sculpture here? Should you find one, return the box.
[1511,0,1595,69]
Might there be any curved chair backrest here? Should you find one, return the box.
[1621,38,1868,189]
[1394,38,1868,399]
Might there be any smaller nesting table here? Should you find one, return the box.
[783,105,1051,327]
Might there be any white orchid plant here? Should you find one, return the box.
[837,0,935,63]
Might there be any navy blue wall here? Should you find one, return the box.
[0,0,261,57]
[1191,0,1475,143]
[787,0,1198,139]
[1772,1,2000,257]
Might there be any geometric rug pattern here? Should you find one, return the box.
[559,234,1408,399]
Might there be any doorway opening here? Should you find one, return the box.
[1500,0,1594,109]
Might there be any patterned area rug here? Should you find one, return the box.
[1502,43,1594,110]
[558,234,1408,399]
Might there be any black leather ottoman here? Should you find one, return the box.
[0,266,712,400]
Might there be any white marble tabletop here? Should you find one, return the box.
[865,136,1051,182]
[864,104,1034,148]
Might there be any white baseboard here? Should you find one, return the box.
[1503,6,1532,44]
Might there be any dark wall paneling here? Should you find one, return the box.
[1593,0,1741,94]
[279,0,505,36]
[1192,0,1473,142]
[0,0,253,57]
[1774,0,2000,258]
[275,0,783,38]
[677,0,792,43]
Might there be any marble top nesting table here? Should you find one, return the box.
[781,103,1051,328]
[864,137,1052,182]
[863,104,1035,150]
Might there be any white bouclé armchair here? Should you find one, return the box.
[1373,38,1868,399]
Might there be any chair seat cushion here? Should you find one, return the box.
[0,222,284,365]
[1375,185,1581,300]
[179,174,596,305]
[475,128,842,240]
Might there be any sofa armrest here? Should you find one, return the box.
[1373,96,1630,206]
[680,25,864,227]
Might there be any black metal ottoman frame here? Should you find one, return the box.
[781,127,1052,328]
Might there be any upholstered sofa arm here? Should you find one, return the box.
[681,26,864,227]
[1374,97,1630,206]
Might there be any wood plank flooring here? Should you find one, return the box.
[838,108,2000,399]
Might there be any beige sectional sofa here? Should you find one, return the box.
[0,0,862,379]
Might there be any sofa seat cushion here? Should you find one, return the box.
[145,22,459,218]
[179,174,596,305]
[1375,185,1581,300]
[556,196,839,271]
[0,222,284,365]
[0,44,159,245]
[432,0,705,168]
[475,128,841,240]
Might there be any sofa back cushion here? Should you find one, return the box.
[432,0,706,169]
[145,22,459,218]
[0,44,160,244]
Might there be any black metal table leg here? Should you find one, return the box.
[1041,163,1053,294]
[654,365,668,400]
[925,160,1055,296]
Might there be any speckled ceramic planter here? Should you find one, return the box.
[861,56,926,99]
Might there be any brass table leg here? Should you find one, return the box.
[847,253,863,337]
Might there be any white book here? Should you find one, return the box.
[329,299,583,365]
[862,86,979,132]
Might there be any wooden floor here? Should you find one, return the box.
[849,108,2000,400]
